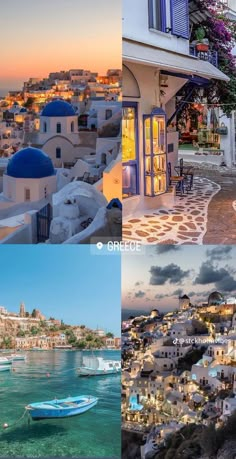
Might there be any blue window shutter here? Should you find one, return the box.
[161,0,166,32]
[170,0,189,39]
[148,0,154,28]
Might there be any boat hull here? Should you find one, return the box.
[78,367,121,376]
[0,365,11,372]
[11,355,26,361]
[26,396,98,420]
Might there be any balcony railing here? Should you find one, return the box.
[190,45,218,68]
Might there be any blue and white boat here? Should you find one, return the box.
[78,356,121,376]
[26,395,98,420]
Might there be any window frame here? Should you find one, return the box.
[148,0,167,33]
[56,123,61,134]
[56,147,61,159]
[122,101,139,198]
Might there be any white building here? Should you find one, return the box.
[122,0,229,217]
[35,99,80,167]
[2,147,57,205]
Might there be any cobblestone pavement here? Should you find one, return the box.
[203,174,236,244]
[123,176,220,245]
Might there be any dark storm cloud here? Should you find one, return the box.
[156,246,181,255]
[206,246,232,261]
[135,290,145,298]
[172,289,184,297]
[194,261,236,292]
[150,264,190,285]
[154,293,167,300]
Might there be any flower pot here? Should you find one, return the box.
[196,43,209,52]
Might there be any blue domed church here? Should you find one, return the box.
[26,99,79,167]
[3,147,57,203]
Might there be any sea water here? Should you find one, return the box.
[0,350,121,457]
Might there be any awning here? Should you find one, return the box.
[123,39,230,82]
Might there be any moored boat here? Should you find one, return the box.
[78,356,121,376]
[10,354,26,361]
[0,365,11,372]
[0,357,12,366]
[26,395,98,420]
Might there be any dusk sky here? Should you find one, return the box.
[122,245,236,313]
[0,0,121,91]
[0,246,121,336]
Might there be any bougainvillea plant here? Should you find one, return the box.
[177,0,236,117]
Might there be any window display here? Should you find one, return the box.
[122,103,138,197]
[143,108,167,196]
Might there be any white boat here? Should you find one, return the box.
[0,365,11,372]
[78,356,121,376]
[10,354,26,361]
[0,357,12,366]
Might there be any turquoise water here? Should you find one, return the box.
[0,350,121,457]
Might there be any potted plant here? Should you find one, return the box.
[195,27,209,52]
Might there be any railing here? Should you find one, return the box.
[190,45,218,68]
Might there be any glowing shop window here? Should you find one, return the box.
[143,108,167,197]
[122,107,136,162]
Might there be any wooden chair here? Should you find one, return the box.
[167,162,184,195]
[180,158,194,192]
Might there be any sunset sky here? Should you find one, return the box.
[122,245,236,314]
[0,0,121,91]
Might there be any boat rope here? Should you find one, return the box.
[1,409,29,431]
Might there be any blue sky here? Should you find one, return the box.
[0,246,121,336]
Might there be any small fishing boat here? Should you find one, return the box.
[26,395,98,420]
[78,356,121,376]
[0,365,11,372]
[0,357,12,366]
[10,354,26,361]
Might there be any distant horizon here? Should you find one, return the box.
[122,246,236,312]
[0,0,121,91]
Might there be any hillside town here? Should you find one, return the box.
[0,68,122,244]
[122,292,236,458]
[0,302,120,350]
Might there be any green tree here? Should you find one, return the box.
[30,326,39,336]
[1,337,13,349]
[106,332,114,338]
[17,329,25,337]
[76,340,86,349]
[85,334,94,342]
[31,309,37,318]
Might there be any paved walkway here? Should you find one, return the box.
[123,177,220,245]
[203,174,236,244]
[123,163,236,245]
